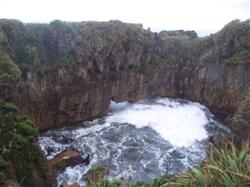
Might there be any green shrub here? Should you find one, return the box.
[0,50,21,82]
[191,141,250,187]
[159,140,250,187]
[0,102,48,186]
[0,32,6,44]
[6,134,33,182]
[0,73,12,81]
[0,102,19,113]
[91,164,106,174]
[0,171,7,184]
[0,156,6,167]
[19,122,38,137]
[14,43,30,64]
[19,117,34,127]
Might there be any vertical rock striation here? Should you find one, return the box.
[0,19,249,136]
[12,62,250,131]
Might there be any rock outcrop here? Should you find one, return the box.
[0,19,249,139]
[230,88,250,142]
[48,150,88,172]
[44,150,89,187]
[13,62,249,132]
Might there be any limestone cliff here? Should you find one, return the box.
[0,19,249,138]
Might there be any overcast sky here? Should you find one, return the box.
[0,0,249,36]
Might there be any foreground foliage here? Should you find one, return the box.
[86,139,250,187]
[0,102,47,186]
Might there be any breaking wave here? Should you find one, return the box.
[39,97,228,186]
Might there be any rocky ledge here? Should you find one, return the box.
[48,150,89,172]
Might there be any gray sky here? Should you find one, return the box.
[0,0,249,36]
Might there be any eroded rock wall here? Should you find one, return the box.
[12,62,250,131]
[0,19,249,133]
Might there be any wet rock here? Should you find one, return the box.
[53,131,75,144]
[48,150,87,171]
[84,165,109,183]
[169,149,186,159]
[84,154,90,165]
[57,136,74,144]
[46,146,56,156]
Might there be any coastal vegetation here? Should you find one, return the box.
[0,102,48,186]
[0,19,249,82]
[0,18,249,186]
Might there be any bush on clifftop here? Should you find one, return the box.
[197,19,250,64]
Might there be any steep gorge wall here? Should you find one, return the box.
[12,62,250,131]
[0,19,249,133]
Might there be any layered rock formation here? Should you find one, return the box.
[0,19,249,136]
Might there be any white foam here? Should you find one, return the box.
[106,98,209,147]
[39,97,216,186]
[38,136,70,159]
[73,122,111,139]
[109,101,131,112]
